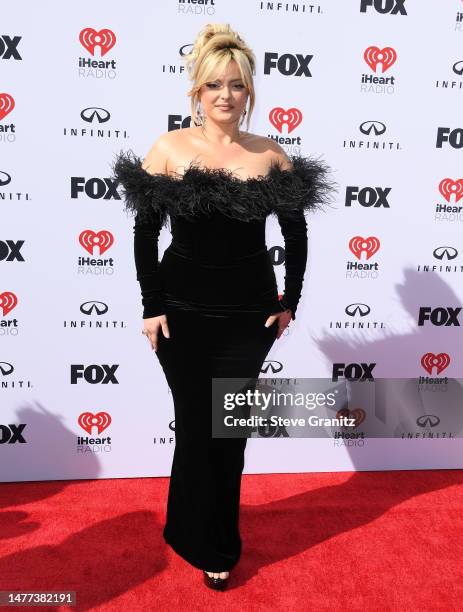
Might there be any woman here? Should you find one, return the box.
[112,23,333,590]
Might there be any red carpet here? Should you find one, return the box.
[1,470,463,611]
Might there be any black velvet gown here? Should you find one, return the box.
[111,150,332,572]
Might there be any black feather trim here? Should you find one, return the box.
[110,149,173,226]
[265,153,337,220]
[110,148,337,225]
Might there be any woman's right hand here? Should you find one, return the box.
[142,314,170,351]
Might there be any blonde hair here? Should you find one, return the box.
[183,23,256,132]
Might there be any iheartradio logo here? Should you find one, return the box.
[335,407,366,428]
[269,107,302,134]
[349,236,380,260]
[79,230,114,255]
[438,178,463,203]
[0,93,15,120]
[79,28,116,57]
[0,291,17,316]
[421,352,450,375]
[78,411,111,434]
[364,46,397,73]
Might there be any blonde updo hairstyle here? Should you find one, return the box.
[183,23,256,132]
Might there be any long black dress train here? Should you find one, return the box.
[111,150,333,572]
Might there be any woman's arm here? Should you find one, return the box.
[135,136,172,318]
[112,135,172,319]
[133,208,166,319]
[276,209,308,321]
[269,142,308,321]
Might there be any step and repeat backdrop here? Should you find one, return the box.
[2,1,463,482]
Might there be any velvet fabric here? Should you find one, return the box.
[155,307,278,571]
[110,148,334,572]
[111,150,334,321]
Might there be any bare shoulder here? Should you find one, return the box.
[261,136,293,171]
[249,133,293,170]
[142,128,197,175]
[142,130,184,175]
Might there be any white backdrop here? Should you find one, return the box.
[2,0,463,482]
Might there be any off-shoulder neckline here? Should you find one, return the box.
[134,153,305,184]
[111,148,336,223]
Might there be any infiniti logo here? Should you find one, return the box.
[261,360,283,374]
[0,362,14,376]
[453,60,463,76]
[179,43,193,57]
[416,414,440,428]
[80,301,109,315]
[169,419,175,431]
[345,303,371,317]
[80,107,111,123]
[0,171,12,187]
[359,120,386,136]
[433,246,458,260]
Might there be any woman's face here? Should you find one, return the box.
[198,59,248,126]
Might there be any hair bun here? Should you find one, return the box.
[184,23,252,78]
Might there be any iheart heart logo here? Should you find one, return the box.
[439,178,463,203]
[79,230,114,255]
[78,412,112,434]
[364,46,397,73]
[336,407,366,427]
[0,291,18,316]
[421,352,450,375]
[0,93,15,120]
[269,107,303,134]
[79,28,116,57]
[349,236,380,260]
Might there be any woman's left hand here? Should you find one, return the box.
[264,308,292,339]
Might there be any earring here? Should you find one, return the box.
[239,109,247,126]
[200,104,204,124]
[196,102,206,126]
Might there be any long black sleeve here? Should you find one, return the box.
[133,209,166,319]
[111,150,171,319]
[277,209,308,321]
[112,150,334,322]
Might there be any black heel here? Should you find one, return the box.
[203,570,229,591]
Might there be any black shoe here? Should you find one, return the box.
[203,570,229,591]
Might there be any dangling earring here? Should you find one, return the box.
[239,108,247,127]
[195,102,201,126]
[196,102,206,126]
